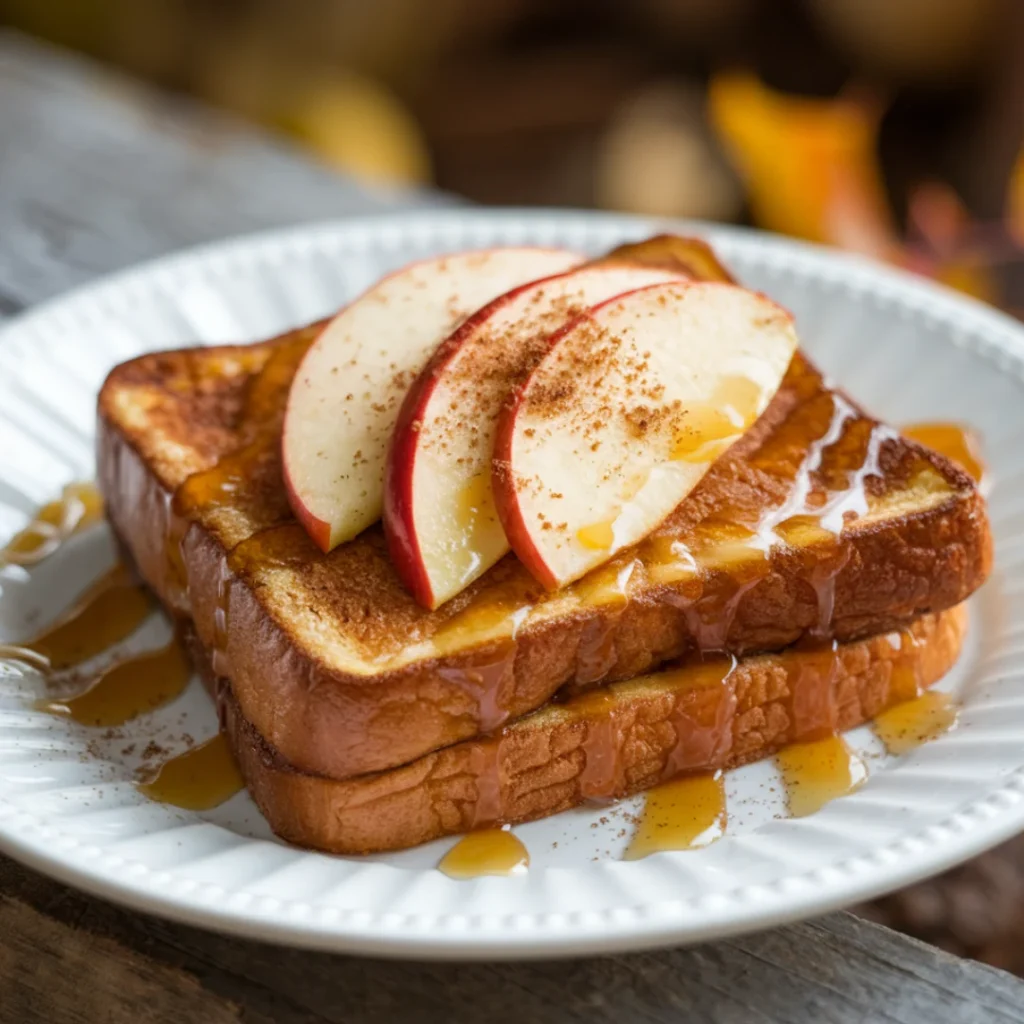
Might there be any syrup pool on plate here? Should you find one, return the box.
[623,771,727,859]
[874,691,958,755]
[21,564,152,669]
[438,828,529,879]
[136,734,244,812]
[37,640,191,728]
[0,482,103,566]
[776,735,868,818]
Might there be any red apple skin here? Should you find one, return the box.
[492,281,731,590]
[284,246,579,560]
[382,401,435,608]
[489,311,590,593]
[281,312,337,555]
[282,454,332,553]
[383,268,587,609]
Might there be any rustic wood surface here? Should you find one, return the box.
[4,857,1024,1024]
[1,30,1023,1023]
[0,31,441,317]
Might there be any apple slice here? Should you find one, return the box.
[282,246,582,551]
[385,263,687,609]
[493,281,798,591]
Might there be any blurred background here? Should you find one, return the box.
[3,0,1024,970]
[1,0,1022,315]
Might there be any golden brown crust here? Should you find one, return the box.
[186,606,968,855]
[98,330,992,780]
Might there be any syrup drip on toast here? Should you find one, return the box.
[20,564,152,669]
[886,626,924,703]
[789,641,841,741]
[430,566,539,651]
[430,572,542,731]
[644,384,898,655]
[467,736,506,828]
[165,331,316,605]
[569,557,639,688]
[662,655,738,776]
[742,398,896,641]
[438,828,529,879]
[871,625,959,753]
[0,482,103,568]
[37,640,190,727]
[136,733,243,811]
[576,688,626,799]
[624,771,727,858]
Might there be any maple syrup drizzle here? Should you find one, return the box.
[646,388,889,654]
[20,564,153,670]
[902,422,985,483]
[777,735,867,817]
[570,557,638,687]
[815,422,895,534]
[466,735,506,827]
[0,482,103,567]
[624,771,727,859]
[136,733,243,811]
[886,626,924,703]
[165,331,316,604]
[455,472,502,572]
[38,640,190,727]
[789,640,841,741]
[576,688,626,799]
[437,828,529,879]
[675,572,762,654]
[759,397,892,638]
[435,646,518,734]
[577,520,616,551]
[670,375,766,463]
[662,655,738,775]
[432,578,535,655]
[874,691,958,755]
[769,393,860,529]
[427,572,544,730]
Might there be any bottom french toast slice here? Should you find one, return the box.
[186,606,966,855]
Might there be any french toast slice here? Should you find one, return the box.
[99,325,991,780]
[185,606,967,854]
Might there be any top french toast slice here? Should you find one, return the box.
[98,298,991,782]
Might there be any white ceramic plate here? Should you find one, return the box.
[0,210,1021,960]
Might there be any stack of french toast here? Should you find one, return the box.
[97,234,991,854]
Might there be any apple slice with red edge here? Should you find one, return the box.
[384,262,688,609]
[492,281,798,591]
[282,247,582,552]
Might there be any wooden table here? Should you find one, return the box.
[1,32,1023,1023]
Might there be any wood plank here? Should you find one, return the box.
[0,29,1023,1024]
[2,858,1023,1024]
[0,31,443,319]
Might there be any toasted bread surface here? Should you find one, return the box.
[98,322,991,779]
[184,605,967,854]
